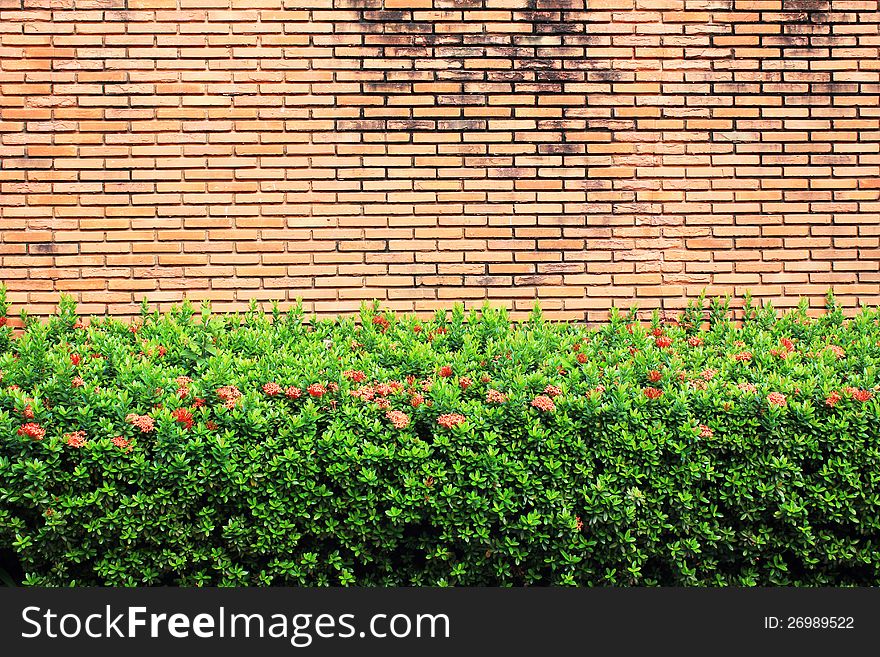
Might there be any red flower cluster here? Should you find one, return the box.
[343,370,367,383]
[655,336,672,349]
[780,337,795,352]
[576,352,588,364]
[767,392,787,407]
[459,377,473,391]
[217,385,242,409]
[826,345,846,359]
[738,382,757,393]
[825,391,841,407]
[70,353,81,366]
[437,413,466,428]
[439,365,453,378]
[410,392,424,408]
[262,382,282,396]
[643,387,663,400]
[65,430,87,448]
[647,370,662,383]
[688,336,703,347]
[372,315,390,332]
[734,351,753,362]
[486,389,507,403]
[531,395,555,412]
[17,422,46,440]
[844,387,873,402]
[126,413,155,433]
[700,368,718,381]
[386,410,410,429]
[285,386,302,400]
[171,407,194,430]
[544,385,562,398]
[307,383,326,398]
[351,385,375,401]
[697,424,713,439]
[111,436,132,452]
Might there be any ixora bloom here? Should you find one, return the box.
[643,387,663,399]
[647,370,662,383]
[351,385,375,401]
[72,376,85,388]
[126,413,155,433]
[217,385,242,409]
[343,370,367,383]
[17,422,46,440]
[409,392,424,408]
[262,382,282,396]
[438,365,453,378]
[697,424,713,439]
[437,413,466,429]
[576,352,588,364]
[531,395,555,412]
[844,387,873,402]
[825,391,841,407]
[307,383,326,398]
[767,392,787,407]
[459,376,473,391]
[64,430,87,448]
[111,436,133,452]
[285,386,302,400]
[486,389,507,403]
[655,336,672,349]
[171,408,194,430]
[733,351,753,362]
[826,345,846,359]
[386,410,410,429]
[70,353,81,366]
[688,336,703,347]
[737,382,757,393]
[544,385,562,398]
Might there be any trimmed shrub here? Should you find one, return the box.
[1,291,880,586]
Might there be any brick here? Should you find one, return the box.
[0,5,877,321]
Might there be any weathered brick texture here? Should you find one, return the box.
[1,0,879,320]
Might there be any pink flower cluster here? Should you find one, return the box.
[531,395,555,412]
[65,430,87,448]
[386,410,410,429]
[126,413,155,433]
[437,413,466,429]
[486,389,507,403]
[217,385,242,409]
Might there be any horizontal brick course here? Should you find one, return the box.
[1,0,879,321]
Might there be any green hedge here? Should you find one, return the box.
[1,290,880,586]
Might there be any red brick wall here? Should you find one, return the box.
[1,0,879,321]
